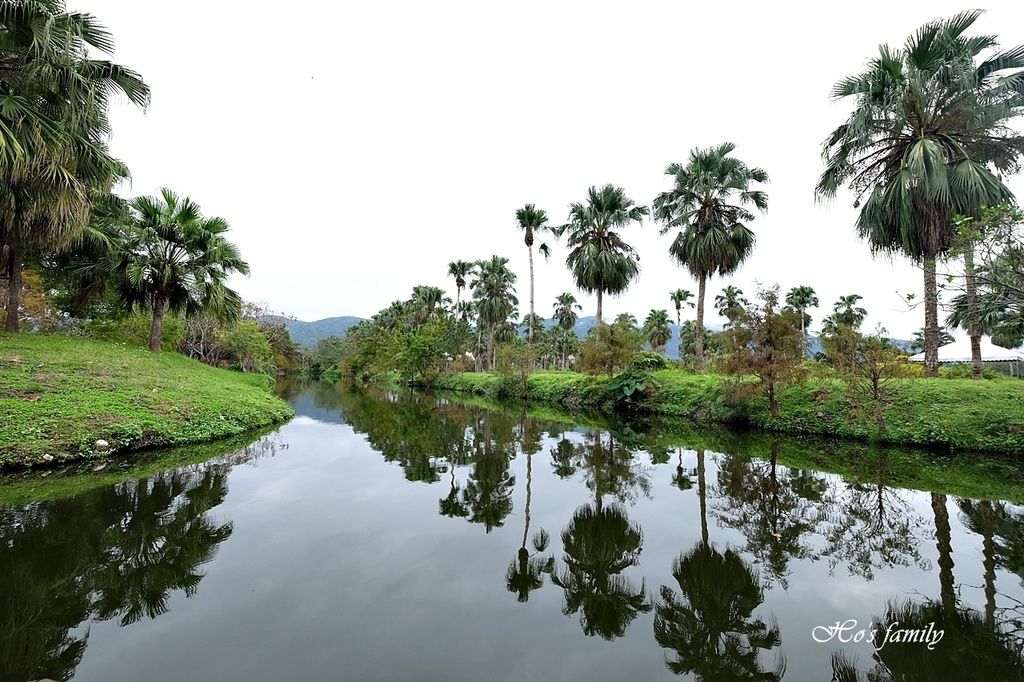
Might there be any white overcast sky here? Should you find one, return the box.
[81,1,1024,338]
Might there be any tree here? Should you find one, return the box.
[784,285,818,339]
[553,292,582,330]
[447,260,474,309]
[410,285,447,324]
[653,142,769,369]
[558,184,648,325]
[0,1,149,331]
[515,203,554,344]
[642,309,672,353]
[909,327,954,354]
[471,255,518,370]
[577,317,642,377]
[714,285,748,327]
[104,189,249,352]
[831,294,867,329]
[721,287,805,418]
[669,288,693,327]
[816,11,1024,377]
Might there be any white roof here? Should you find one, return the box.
[908,337,1024,363]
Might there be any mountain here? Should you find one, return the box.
[260,315,364,347]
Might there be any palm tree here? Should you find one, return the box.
[447,260,474,309]
[102,189,249,352]
[558,185,648,325]
[471,255,518,370]
[643,309,672,353]
[653,143,769,369]
[0,1,150,331]
[553,292,582,331]
[669,289,694,328]
[515,204,554,344]
[910,327,955,354]
[714,285,748,326]
[784,285,818,338]
[816,11,1024,376]
[832,294,868,329]
[410,285,447,324]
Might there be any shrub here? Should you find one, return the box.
[629,351,669,371]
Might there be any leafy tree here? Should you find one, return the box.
[0,0,149,331]
[909,327,954,354]
[471,255,518,370]
[553,292,582,330]
[96,189,249,352]
[515,203,554,343]
[784,285,818,338]
[558,184,648,325]
[577,315,642,376]
[410,285,448,324]
[714,285,748,327]
[816,11,1024,376]
[720,287,805,418]
[447,260,474,308]
[653,142,769,369]
[642,309,672,353]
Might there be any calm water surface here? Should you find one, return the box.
[3,382,1024,681]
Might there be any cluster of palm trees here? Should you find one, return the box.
[0,2,250,352]
[0,0,149,333]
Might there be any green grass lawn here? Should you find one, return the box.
[0,333,293,468]
[429,369,1024,454]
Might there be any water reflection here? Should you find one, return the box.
[6,382,1024,681]
[0,434,279,682]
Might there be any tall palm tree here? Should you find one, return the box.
[653,143,769,369]
[553,292,582,331]
[669,289,694,327]
[832,294,868,329]
[0,1,149,331]
[714,285,748,326]
[558,185,648,325]
[447,260,474,309]
[471,255,518,370]
[816,11,1024,376]
[515,204,554,343]
[102,188,249,352]
[643,309,672,353]
[784,285,818,338]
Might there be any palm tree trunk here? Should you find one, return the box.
[528,246,535,344]
[923,257,940,378]
[695,274,707,370]
[4,245,25,333]
[150,295,166,353]
[931,493,955,616]
[964,243,983,380]
[488,324,495,370]
[981,500,996,629]
[596,289,603,327]
[697,449,708,546]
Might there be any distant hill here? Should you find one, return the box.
[261,315,364,347]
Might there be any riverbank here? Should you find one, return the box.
[426,370,1024,454]
[0,334,293,469]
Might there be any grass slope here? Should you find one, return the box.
[0,334,293,468]
[430,370,1024,454]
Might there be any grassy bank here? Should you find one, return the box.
[0,334,293,469]
[429,370,1024,454]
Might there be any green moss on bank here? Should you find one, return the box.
[428,370,1024,454]
[0,334,293,469]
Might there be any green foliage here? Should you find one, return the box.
[629,351,670,371]
[606,368,657,407]
[939,364,1001,380]
[719,287,806,417]
[577,318,642,377]
[87,314,184,350]
[216,320,273,373]
[0,334,291,468]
